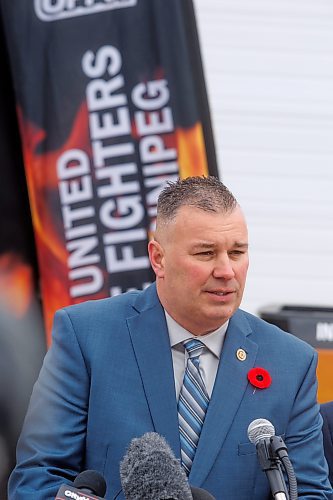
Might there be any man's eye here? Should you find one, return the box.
[195,251,213,256]
[229,250,244,256]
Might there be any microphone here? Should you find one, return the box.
[55,470,106,499]
[120,432,215,499]
[248,419,289,500]
[73,470,107,496]
[190,486,216,499]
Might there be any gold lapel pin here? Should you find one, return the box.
[236,348,247,361]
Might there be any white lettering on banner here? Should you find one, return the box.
[64,489,90,500]
[316,323,333,341]
[69,267,104,298]
[95,163,139,197]
[57,149,103,298]
[103,229,150,274]
[83,45,151,276]
[56,44,179,300]
[132,80,179,224]
[34,0,137,22]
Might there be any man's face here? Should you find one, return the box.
[149,205,249,335]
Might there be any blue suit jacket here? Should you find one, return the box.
[8,284,332,499]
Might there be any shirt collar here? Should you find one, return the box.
[164,310,228,359]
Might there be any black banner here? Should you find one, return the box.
[0,0,218,341]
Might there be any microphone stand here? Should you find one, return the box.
[270,436,298,500]
[256,439,289,500]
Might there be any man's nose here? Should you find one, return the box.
[212,255,235,280]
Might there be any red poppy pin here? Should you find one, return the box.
[247,367,272,390]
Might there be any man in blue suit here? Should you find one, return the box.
[9,176,332,499]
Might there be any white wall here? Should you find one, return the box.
[194,0,333,315]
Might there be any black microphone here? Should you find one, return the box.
[120,432,215,499]
[247,419,289,500]
[55,470,106,499]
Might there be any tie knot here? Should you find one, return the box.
[183,338,205,359]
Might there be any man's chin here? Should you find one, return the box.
[200,311,234,333]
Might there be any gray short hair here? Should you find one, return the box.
[157,176,238,225]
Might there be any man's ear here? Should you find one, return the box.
[148,239,165,277]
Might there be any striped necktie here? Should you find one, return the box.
[178,338,210,475]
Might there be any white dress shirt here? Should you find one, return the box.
[164,311,228,399]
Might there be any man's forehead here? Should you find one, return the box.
[155,204,247,239]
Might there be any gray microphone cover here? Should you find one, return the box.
[120,432,193,500]
[247,418,275,446]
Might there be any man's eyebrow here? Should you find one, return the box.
[191,241,249,249]
[234,242,249,248]
[191,242,216,249]
[190,241,249,253]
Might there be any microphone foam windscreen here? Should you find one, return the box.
[247,418,275,445]
[73,470,107,497]
[120,432,193,500]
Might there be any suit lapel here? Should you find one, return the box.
[126,285,181,457]
[189,310,259,485]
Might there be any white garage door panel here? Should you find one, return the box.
[194,0,333,314]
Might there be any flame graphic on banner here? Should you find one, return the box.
[17,104,109,342]
[176,124,208,178]
[18,102,209,343]
[0,253,34,318]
